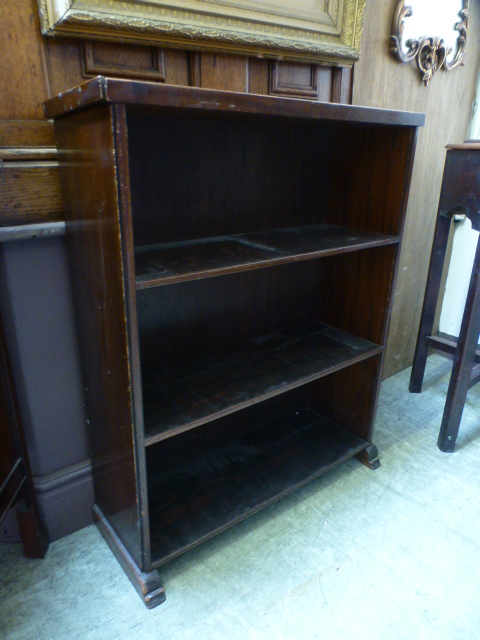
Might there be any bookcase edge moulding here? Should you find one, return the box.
[44,76,424,608]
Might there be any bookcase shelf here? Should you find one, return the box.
[45,76,423,608]
[142,321,382,445]
[147,407,368,567]
[135,223,398,289]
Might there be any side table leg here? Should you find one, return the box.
[410,216,452,393]
[437,237,480,452]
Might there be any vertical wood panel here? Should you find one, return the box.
[0,0,50,119]
[248,58,270,95]
[353,0,480,377]
[197,53,247,92]
[163,49,190,86]
[270,61,319,98]
[82,42,165,81]
[46,38,84,98]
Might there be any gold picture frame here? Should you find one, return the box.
[37,0,366,65]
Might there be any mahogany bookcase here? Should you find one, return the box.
[44,77,423,607]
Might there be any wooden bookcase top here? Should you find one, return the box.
[44,76,425,128]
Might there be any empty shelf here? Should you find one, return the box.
[142,321,382,445]
[135,224,398,288]
[148,407,368,567]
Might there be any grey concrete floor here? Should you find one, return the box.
[2,353,480,640]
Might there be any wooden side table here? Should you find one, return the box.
[0,309,49,558]
[409,143,480,452]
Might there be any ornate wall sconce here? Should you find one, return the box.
[390,0,468,86]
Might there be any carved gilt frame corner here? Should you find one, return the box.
[36,0,366,66]
[390,0,469,86]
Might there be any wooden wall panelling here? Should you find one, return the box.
[0,162,62,226]
[0,120,55,148]
[0,0,50,120]
[339,67,353,104]
[0,120,61,227]
[45,38,85,99]
[248,58,270,95]
[270,61,319,98]
[162,49,190,86]
[82,42,165,81]
[352,0,480,378]
[255,61,352,103]
[191,53,248,92]
[331,68,343,103]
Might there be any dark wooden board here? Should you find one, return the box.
[43,76,425,127]
[135,224,398,288]
[0,162,63,226]
[54,105,142,567]
[142,321,382,445]
[427,335,480,363]
[147,407,368,567]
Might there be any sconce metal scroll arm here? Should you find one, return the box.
[390,0,468,86]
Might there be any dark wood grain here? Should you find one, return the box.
[47,78,422,605]
[43,76,425,127]
[327,125,417,237]
[135,224,398,288]
[437,235,480,452]
[427,335,480,363]
[0,120,56,147]
[94,505,165,609]
[137,254,322,372]
[142,321,382,445]
[147,407,368,567]
[0,162,62,226]
[318,246,397,345]
[83,41,165,81]
[53,104,141,566]
[311,355,383,443]
[127,112,334,247]
[113,103,151,569]
[409,149,480,393]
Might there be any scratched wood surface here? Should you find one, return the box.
[147,407,367,566]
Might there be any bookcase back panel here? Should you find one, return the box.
[128,110,332,245]
[136,260,321,371]
[145,385,311,474]
[128,110,412,250]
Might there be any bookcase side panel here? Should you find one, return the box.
[311,354,382,442]
[54,104,142,567]
[327,126,417,237]
[318,245,397,346]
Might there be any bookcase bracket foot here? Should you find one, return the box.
[93,505,166,609]
[356,444,381,470]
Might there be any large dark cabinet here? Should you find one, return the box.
[45,76,423,607]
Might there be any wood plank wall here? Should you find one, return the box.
[1,0,479,380]
[353,1,480,377]
[0,1,352,125]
